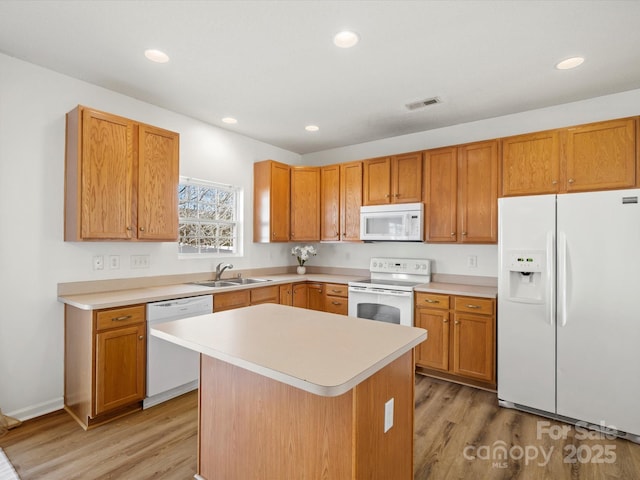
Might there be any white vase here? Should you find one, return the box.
[297,266,306,275]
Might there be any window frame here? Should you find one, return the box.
[177,176,243,258]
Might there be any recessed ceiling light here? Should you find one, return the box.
[222,117,238,124]
[144,49,170,63]
[555,56,585,70]
[333,31,359,48]
[305,125,320,132]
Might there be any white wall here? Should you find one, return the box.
[0,53,299,418]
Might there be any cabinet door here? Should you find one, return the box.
[320,164,340,241]
[501,130,560,196]
[95,323,145,415]
[279,284,293,305]
[80,108,135,239]
[415,308,449,371]
[307,283,324,311]
[424,147,458,242]
[292,283,308,308]
[253,160,290,242]
[363,157,392,205]
[564,118,636,192]
[340,161,363,241]
[137,124,179,240]
[214,290,250,312]
[452,312,495,383]
[458,140,498,243]
[325,296,348,315]
[250,286,279,305]
[291,167,320,241]
[392,152,423,203]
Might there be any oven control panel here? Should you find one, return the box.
[370,257,432,274]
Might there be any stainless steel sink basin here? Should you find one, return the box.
[223,278,271,285]
[190,278,271,288]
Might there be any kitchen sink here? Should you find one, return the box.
[190,278,272,288]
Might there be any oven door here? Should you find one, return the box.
[348,286,414,326]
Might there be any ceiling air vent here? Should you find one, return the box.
[405,97,441,111]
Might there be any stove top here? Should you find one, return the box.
[348,257,433,291]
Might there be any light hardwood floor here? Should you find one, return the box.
[2,375,639,479]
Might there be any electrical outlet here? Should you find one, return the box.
[93,255,104,271]
[109,255,120,269]
[384,398,394,433]
[467,255,478,268]
[131,254,150,269]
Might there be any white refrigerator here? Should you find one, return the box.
[498,189,640,441]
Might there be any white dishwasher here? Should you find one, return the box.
[144,295,213,409]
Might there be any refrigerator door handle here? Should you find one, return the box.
[558,231,568,327]
[546,230,555,326]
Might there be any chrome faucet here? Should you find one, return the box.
[214,262,234,280]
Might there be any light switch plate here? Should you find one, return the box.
[93,255,104,271]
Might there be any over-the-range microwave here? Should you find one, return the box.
[359,202,424,242]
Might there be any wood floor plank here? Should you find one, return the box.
[1,376,639,479]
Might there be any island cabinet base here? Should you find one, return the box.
[198,351,415,479]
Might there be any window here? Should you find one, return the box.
[178,177,242,255]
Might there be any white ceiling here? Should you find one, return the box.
[1,1,640,154]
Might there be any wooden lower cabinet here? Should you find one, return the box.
[415,292,496,389]
[324,283,349,315]
[250,285,279,305]
[65,304,146,429]
[214,290,250,312]
[307,283,324,311]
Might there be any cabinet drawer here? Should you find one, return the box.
[95,305,145,331]
[215,290,250,312]
[325,296,348,315]
[324,283,348,297]
[415,293,449,310]
[250,285,279,305]
[453,296,495,315]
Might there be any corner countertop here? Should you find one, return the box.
[151,303,426,397]
[414,281,498,299]
[58,273,368,310]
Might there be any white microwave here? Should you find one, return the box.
[360,203,424,241]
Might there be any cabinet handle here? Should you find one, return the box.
[273,232,276,238]
[568,178,575,184]
[112,315,132,322]
[139,335,144,340]
[455,321,460,325]
[342,232,346,237]
[450,232,456,236]
[385,194,390,198]
[462,231,467,236]
[394,193,400,198]
[126,226,132,231]
[332,301,342,305]
[331,289,342,293]
[465,304,481,309]
[552,180,558,185]
[335,232,339,237]
[443,319,449,323]
[425,299,439,304]
[139,227,145,232]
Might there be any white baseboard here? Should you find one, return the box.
[6,397,64,422]
[143,380,198,409]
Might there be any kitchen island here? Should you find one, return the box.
[151,303,426,480]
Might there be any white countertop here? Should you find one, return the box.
[58,273,367,310]
[151,303,426,397]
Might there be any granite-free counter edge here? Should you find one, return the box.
[415,281,497,298]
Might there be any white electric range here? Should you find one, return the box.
[348,257,432,326]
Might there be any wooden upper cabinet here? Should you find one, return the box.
[320,161,362,242]
[137,124,179,240]
[320,164,340,241]
[458,140,498,243]
[424,141,498,244]
[392,152,423,203]
[340,161,363,241]
[65,106,179,241]
[424,147,458,242]
[500,117,637,197]
[501,130,561,196]
[363,152,422,205]
[291,166,320,241]
[253,160,290,242]
[564,117,636,192]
